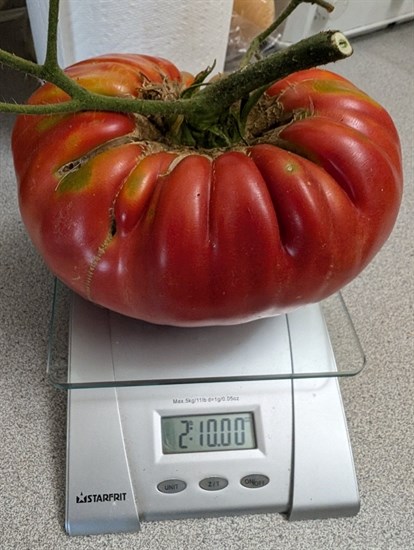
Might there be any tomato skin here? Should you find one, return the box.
[12,58,403,326]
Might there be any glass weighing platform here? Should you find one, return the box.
[47,279,365,536]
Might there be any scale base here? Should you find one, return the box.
[64,293,360,536]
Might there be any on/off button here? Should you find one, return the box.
[240,474,270,489]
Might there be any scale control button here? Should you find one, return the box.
[240,474,270,489]
[157,479,187,494]
[199,477,229,491]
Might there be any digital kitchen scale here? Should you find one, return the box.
[47,280,365,536]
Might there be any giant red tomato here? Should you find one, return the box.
[12,55,402,326]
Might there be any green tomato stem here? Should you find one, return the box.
[187,30,352,126]
[240,0,335,68]
[0,0,353,146]
[44,0,59,68]
[0,31,352,118]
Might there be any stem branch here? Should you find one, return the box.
[0,49,44,79]
[241,0,335,67]
[44,0,60,69]
[188,30,352,125]
[0,0,352,146]
[0,31,352,121]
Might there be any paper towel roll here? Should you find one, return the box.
[27,0,233,75]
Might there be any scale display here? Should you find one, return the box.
[161,412,256,454]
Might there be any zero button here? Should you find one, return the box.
[199,477,228,491]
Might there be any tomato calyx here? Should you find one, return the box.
[164,109,244,149]
[127,69,305,150]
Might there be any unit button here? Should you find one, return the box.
[157,479,187,494]
[199,477,229,491]
[240,474,270,489]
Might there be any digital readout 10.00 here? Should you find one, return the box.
[161,412,256,454]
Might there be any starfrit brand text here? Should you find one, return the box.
[76,492,127,504]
